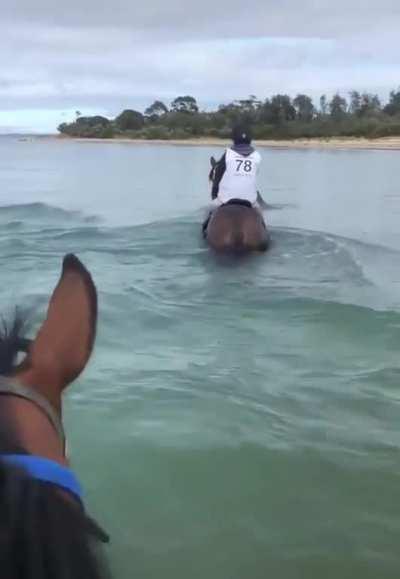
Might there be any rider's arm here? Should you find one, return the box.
[211,153,226,199]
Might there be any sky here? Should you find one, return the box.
[1,0,400,133]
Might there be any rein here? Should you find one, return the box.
[0,375,65,449]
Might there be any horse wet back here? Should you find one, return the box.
[206,204,270,253]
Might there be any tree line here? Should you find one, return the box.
[57,90,400,140]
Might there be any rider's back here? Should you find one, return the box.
[217,146,261,204]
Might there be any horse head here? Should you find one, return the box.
[0,254,109,579]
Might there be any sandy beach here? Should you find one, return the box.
[39,135,400,151]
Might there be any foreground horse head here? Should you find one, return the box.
[0,254,110,579]
[205,156,270,254]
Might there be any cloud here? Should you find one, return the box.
[4,0,400,38]
[1,1,400,131]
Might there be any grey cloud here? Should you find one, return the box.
[4,0,400,38]
[1,1,400,130]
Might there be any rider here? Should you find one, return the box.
[203,124,262,233]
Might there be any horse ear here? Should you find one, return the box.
[210,156,217,168]
[14,254,97,408]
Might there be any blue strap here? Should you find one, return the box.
[1,455,83,502]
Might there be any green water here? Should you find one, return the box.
[1,137,400,578]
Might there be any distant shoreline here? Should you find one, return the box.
[31,134,400,151]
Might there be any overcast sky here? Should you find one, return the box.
[1,1,399,132]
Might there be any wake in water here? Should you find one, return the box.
[2,200,400,312]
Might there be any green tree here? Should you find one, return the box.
[358,93,381,117]
[329,94,347,121]
[76,115,111,128]
[58,122,69,134]
[234,95,261,113]
[383,90,400,116]
[319,95,328,116]
[217,98,258,126]
[263,95,296,125]
[115,109,144,130]
[58,115,114,138]
[293,94,315,122]
[217,102,242,118]
[144,100,168,119]
[349,91,361,115]
[349,92,380,117]
[171,96,199,114]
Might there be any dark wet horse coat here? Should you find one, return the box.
[204,157,270,253]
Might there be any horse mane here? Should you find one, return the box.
[0,309,30,376]
[0,311,110,579]
[0,452,110,579]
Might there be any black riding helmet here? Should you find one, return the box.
[231,124,253,145]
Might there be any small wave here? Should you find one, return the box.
[265,295,400,320]
[0,201,71,216]
[264,202,298,210]
[0,201,100,226]
[276,226,400,256]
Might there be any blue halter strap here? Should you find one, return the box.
[1,454,110,542]
[1,454,83,502]
[0,377,110,543]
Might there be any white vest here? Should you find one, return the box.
[218,148,261,204]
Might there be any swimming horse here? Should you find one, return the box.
[203,157,270,253]
[0,254,110,579]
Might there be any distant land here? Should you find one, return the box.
[56,91,400,143]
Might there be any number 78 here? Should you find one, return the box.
[236,160,252,172]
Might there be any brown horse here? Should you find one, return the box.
[203,156,270,253]
[0,254,110,579]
